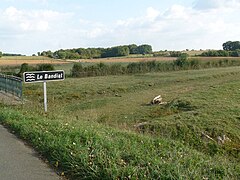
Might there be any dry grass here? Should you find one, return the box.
[191,57,240,61]
[68,57,177,63]
[0,56,69,66]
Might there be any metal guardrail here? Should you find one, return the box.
[0,74,23,99]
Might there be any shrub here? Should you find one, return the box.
[37,64,55,71]
[18,63,36,77]
[71,63,84,77]
[174,53,189,68]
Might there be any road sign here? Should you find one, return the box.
[23,70,65,113]
[23,70,65,83]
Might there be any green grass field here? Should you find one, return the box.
[0,66,240,179]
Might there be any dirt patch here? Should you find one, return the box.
[0,91,23,105]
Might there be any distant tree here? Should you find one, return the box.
[230,50,240,57]
[201,50,229,57]
[169,51,182,57]
[37,52,41,56]
[115,46,130,56]
[223,41,240,51]
[40,50,54,58]
[54,50,67,59]
[0,51,2,58]
[2,53,24,56]
[43,44,153,60]
[217,50,229,56]
[128,44,138,54]
[89,48,102,58]
[137,44,152,54]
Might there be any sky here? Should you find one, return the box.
[0,0,240,55]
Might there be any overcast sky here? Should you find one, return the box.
[0,0,240,55]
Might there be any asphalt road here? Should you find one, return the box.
[0,125,61,180]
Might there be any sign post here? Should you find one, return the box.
[23,70,65,113]
[43,81,47,112]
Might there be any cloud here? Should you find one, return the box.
[193,0,240,10]
[1,1,240,55]
[2,6,71,32]
[146,7,160,21]
[111,3,240,50]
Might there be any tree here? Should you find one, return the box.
[44,44,153,60]
[54,50,67,59]
[169,51,182,57]
[0,51,2,58]
[137,44,152,54]
[128,44,138,54]
[230,50,240,57]
[115,46,130,56]
[223,41,240,51]
[201,50,229,57]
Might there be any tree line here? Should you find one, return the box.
[200,50,240,57]
[199,41,240,57]
[3,53,25,56]
[39,44,153,59]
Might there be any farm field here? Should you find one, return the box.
[71,56,176,63]
[1,55,240,67]
[0,56,69,66]
[0,65,240,179]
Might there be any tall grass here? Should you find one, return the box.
[71,58,240,78]
[0,107,239,179]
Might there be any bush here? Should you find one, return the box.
[70,58,240,78]
[37,64,55,71]
[174,53,189,68]
[18,63,36,77]
[71,63,84,77]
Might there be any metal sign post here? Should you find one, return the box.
[43,81,47,112]
[23,70,65,113]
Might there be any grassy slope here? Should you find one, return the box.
[0,66,240,179]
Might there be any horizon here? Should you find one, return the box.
[2,44,223,57]
[0,0,240,55]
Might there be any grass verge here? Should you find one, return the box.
[0,107,239,179]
